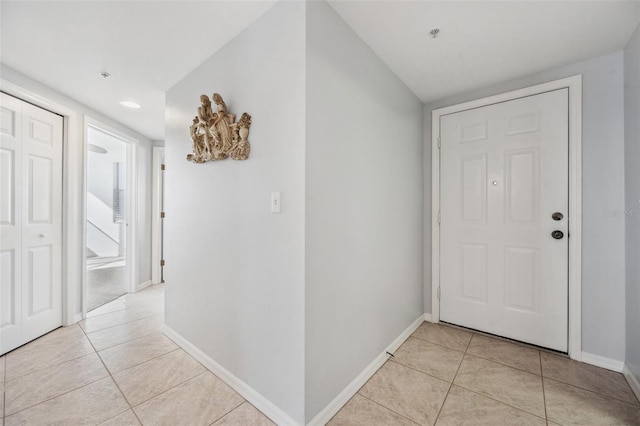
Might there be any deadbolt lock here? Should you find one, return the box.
[552,212,564,221]
[551,230,564,240]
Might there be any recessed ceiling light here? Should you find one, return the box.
[88,144,108,154]
[119,100,141,109]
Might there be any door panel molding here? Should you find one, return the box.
[2,78,85,326]
[431,75,582,360]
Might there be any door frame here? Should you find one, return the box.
[151,146,164,284]
[82,117,138,317]
[431,75,582,360]
[1,79,85,326]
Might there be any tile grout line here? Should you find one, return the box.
[448,382,548,422]
[78,319,142,426]
[87,288,167,425]
[87,317,165,352]
[3,350,117,417]
[95,334,179,375]
[387,358,457,383]
[127,370,211,411]
[2,370,114,419]
[3,326,95,384]
[409,334,468,354]
[355,392,421,425]
[540,365,640,406]
[413,329,545,377]
[205,399,247,426]
[80,313,146,335]
[543,375,640,408]
[541,351,549,422]
[99,346,181,379]
[431,331,474,424]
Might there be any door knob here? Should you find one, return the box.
[551,230,564,240]
[552,212,564,221]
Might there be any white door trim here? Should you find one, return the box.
[84,117,139,310]
[1,79,85,325]
[431,75,582,360]
[151,146,164,285]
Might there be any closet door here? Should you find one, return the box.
[0,93,63,354]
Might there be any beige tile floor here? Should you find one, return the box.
[2,286,639,425]
[0,284,274,426]
[329,322,640,425]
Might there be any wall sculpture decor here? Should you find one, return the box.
[187,93,252,163]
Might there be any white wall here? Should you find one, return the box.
[164,2,306,423]
[305,1,424,420]
[1,65,155,318]
[423,51,627,362]
[136,138,153,286]
[625,23,640,387]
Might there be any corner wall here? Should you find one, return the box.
[624,22,640,392]
[305,2,424,420]
[423,51,627,362]
[164,2,306,423]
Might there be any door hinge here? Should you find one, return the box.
[437,287,441,300]
[161,163,165,171]
[160,259,165,267]
[160,211,165,219]
[437,136,441,149]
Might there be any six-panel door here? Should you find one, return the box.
[0,93,63,355]
[439,89,569,352]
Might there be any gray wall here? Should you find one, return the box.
[136,138,153,286]
[423,51,627,361]
[625,23,640,385]
[305,1,424,420]
[164,2,306,423]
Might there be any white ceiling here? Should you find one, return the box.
[2,1,639,141]
[0,0,277,141]
[328,0,640,105]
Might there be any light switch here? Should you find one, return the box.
[271,191,281,214]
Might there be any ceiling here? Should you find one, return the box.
[328,0,640,104]
[0,1,277,141]
[2,1,639,141]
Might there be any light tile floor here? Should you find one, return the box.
[329,322,640,425]
[2,286,639,425]
[0,284,274,426]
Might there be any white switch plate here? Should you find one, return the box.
[271,191,281,214]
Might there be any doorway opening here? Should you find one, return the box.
[85,125,134,312]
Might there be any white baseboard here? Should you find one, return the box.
[307,315,424,426]
[135,280,152,292]
[424,313,432,323]
[161,325,300,426]
[623,364,640,401]
[581,351,624,372]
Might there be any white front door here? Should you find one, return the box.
[439,89,569,352]
[1,93,63,355]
